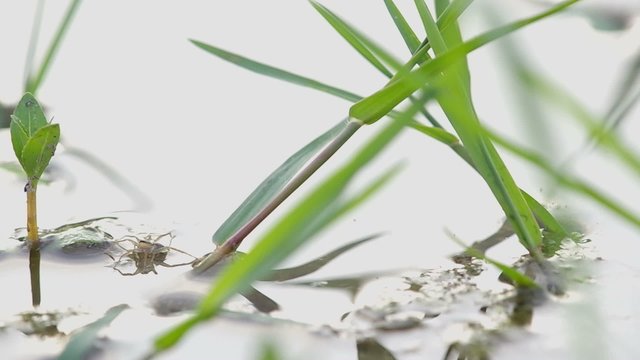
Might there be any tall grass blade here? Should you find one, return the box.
[489,129,640,229]
[604,48,640,129]
[383,0,421,53]
[309,1,393,77]
[26,0,82,94]
[58,304,128,360]
[212,119,348,245]
[190,39,361,102]
[525,73,640,178]
[420,3,543,251]
[434,0,471,93]
[23,0,45,90]
[350,0,580,124]
[153,94,430,354]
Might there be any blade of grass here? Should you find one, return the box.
[604,48,640,129]
[433,0,471,93]
[420,4,543,252]
[261,233,382,281]
[26,0,82,94]
[23,0,45,90]
[309,1,393,77]
[212,118,348,245]
[58,304,128,360]
[154,93,429,354]
[191,39,361,102]
[349,0,580,124]
[524,72,640,178]
[489,128,640,229]
[383,0,421,53]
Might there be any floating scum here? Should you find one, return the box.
[151,0,583,355]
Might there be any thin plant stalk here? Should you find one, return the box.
[26,181,39,246]
[193,120,362,272]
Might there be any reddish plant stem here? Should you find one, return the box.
[192,120,362,273]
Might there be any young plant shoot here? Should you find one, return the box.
[10,93,60,247]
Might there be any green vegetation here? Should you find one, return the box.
[10,93,60,246]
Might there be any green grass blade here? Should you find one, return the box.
[153,93,430,354]
[489,129,640,229]
[26,0,82,94]
[261,233,381,281]
[383,0,421,53]
[524,72,640,178]
[437,0,474,30]
[421,4,543,251]
[212,119,348,245]
[23,0,45,90]
[310,1,393,77]
[191,39,362,102]
[58,304,128,360]
[604,49,640,128]
[350,0,580,124]
[434,0,471,93]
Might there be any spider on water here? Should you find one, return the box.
[107,231,197,276]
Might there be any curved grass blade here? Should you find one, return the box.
[350,0,580,124]
[384,0,421,53]
[58,304,128,360]
[212,118,348,245]
[604,48,640,128]
[434,0,470,93]
[310,1,393,77]
[23,0,45,89]
[261,233,382,281]
[489,129,640,229]
[420,3,543,252]
[191,39,361,102]
[26,0,82,94]
[63,146,153,211]
[524,72,640,178]
[153,93,430,355]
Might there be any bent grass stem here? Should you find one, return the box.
[192,120,362,273]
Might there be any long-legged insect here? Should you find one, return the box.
[107,232,196,276]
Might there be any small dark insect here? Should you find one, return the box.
[107,232,196,276]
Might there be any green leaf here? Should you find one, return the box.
[154,93,431,354]
[310,1,393,77]
[10,93,49,162]
[212,119,348,245]
[350,0,580,124]
[434,0,471,93]
[58,304,128,360]
[384,0,421,53]
[25,0,82,94]
[489,128,640,230]
[20,123,60,180]
[191,39,361,102]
